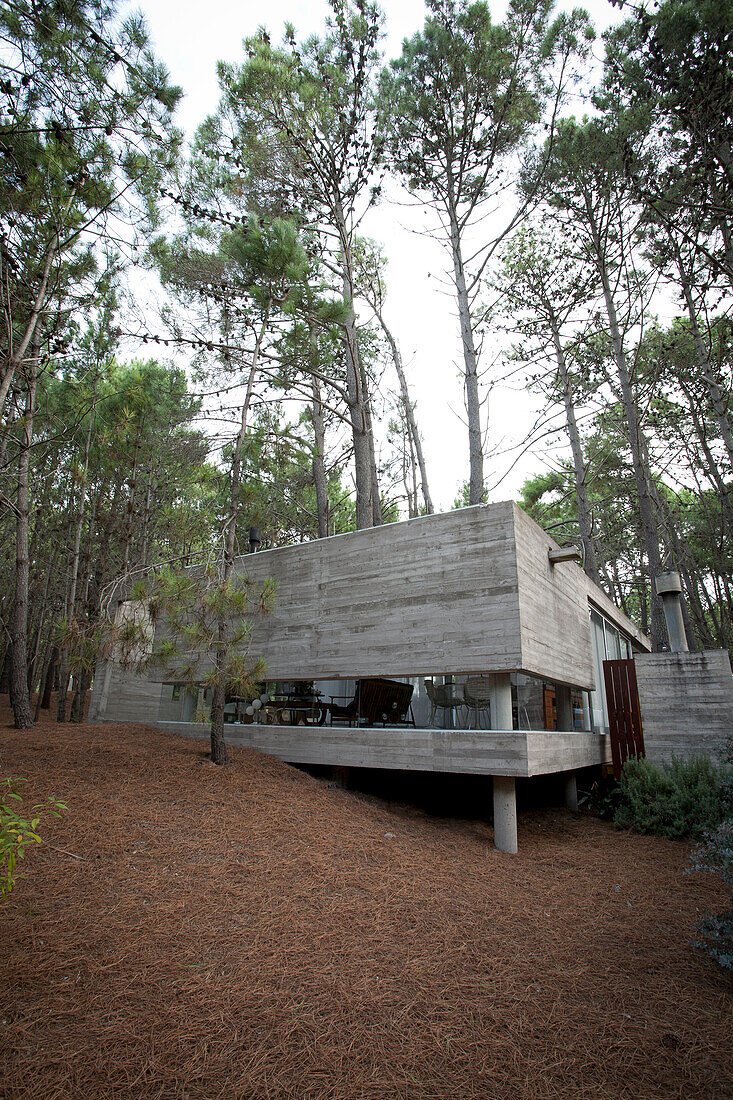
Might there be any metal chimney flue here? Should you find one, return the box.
[249,527,261,553]
[655,570,688,652]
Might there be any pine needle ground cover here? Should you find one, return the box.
[1,703,731,1100]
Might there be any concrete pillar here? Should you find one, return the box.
[493,776,518,853]
[655,571,689,653]
[332,765,352,789]
[556,684,573,731]
[490,672,513,730]
[564,772,578,812]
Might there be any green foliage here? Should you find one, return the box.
[578,774,620,820]
[225,407,356,545]
[114,561,276,701]
[690,820,733,972]
[451,480,488,509]
[614,755,733,840]
[1,779,66,900]
[380,0,583,202]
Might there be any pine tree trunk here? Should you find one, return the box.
[359,359,382,526]
[39,647,57,711]
[207,309,269,765]
[11,352,39,728]
[336,210,374,530]
[549,324,600,584]
[210,681,227,766]
[590,208,666,650]
[680,382,733,534]
[0,648,11,694]
[310,372,329,539]
[674,245,733,468]
[121,427,142,576]
[70,669,91,723]
[374,307,434,515]
[448,205,484,505]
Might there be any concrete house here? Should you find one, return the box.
[91,501,666,851]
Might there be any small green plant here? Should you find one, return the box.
[578,774,620,819]
[614,755,732,840]
[689,821,733,972]
[1,779,67,899]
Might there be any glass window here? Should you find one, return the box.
[603,622,622,661]
[589,609,608,732]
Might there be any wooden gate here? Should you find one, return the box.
[603,658,645,779]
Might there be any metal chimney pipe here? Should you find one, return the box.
[248,527,261,553]
[655,571,688,652]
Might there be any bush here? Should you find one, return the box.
[689,821,733,972]
[614,755,732,840]
[1,779,66,900]
[578,774,620,819]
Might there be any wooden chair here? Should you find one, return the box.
[327,687,360,726]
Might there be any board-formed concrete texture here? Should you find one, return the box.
[155,721,610,777]
[88,663,162,724]
[149,501,647,690]
[635,649,733,765]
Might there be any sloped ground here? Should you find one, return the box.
[1,702,731,1100]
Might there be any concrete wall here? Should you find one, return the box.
[514,505,595,688]
[635,649,733,765]
[150,502,647,691]
[88,661,163,725]
[156,720,609,778]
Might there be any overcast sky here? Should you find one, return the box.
[125,0,625,512]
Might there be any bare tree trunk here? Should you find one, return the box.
[70,668,91,722]
[448,204,484,505]
[0,235,58,420]
[11,347,39,728]
[359,359,382,526]
[57,372,99,721]
[310,371,329,539]
[334,208,375,530]
[35,646,57,718]
[0,647,10,695]
[679,381,733,534]
[405,405,419,517]
[139,451,159,568]
[121,425,142,576]
[28,547,57,702]
[673,244,733,469]
[372,307,434,515]
[590,208,666,650]
[549,324,600,584]
[209,308,270,765]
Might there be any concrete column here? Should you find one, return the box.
[655,571,689,653]
[490,672,513,730]
[493,776,518,853]
[556,684,573,731]
[332,765,352,789]
[564,772,578,812]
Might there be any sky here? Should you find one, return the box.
[124,0,626,513]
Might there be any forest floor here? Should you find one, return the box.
[1,701,731,1100]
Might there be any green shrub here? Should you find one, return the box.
[689,821,733,972]
[614,755,732,840]
[578,774,620,819]
[1,779,66,900]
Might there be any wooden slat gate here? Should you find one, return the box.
[603,658,645,778]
